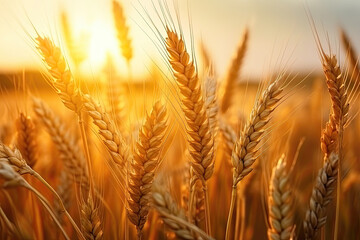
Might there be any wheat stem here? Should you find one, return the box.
[225,185,237,240]
[78,112,95,200]
[22,182,71,240]
[204,184,211,235]
[32,171,85,240]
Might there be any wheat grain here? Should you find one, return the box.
[303,153,338,240]
[232,79,283,185]
[81,195,104,240]
[165,28,214,184]
[320,54,349,157]
[82,94,129,173]
[127,101,168,238]
[36,36,83,113]
[16,113,38,168]
[0,144,33,175]
[268,154,294,240]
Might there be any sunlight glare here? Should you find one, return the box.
[87,19,118,72]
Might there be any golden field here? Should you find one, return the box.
[0,1,360,240]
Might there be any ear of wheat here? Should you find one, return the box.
[16,113,38,168]
[320,54,349,157]
[127,101,168,238]
[81,195,104,240]
[268,154,294,240]
[36,36,83,114]
[220,28,249,113]
[165,28,215,235]
[0,143,33,175]
[112,0,133,63]
[165,28,214,184]
[303,153,338,240]
[340,28,360,83]
[152,183,214,240]
[33,98,89,190]
[82,94,129,174]
[226,77,283,240]
[232,79,283,185]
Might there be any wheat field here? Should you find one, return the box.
[0,1,360,240]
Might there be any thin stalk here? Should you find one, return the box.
[29,185,43,240]
[225,185,237,240]
[239,196,246,240]
[31,172,86,240]
[334,117,344,240]
[203,184,212,236]
[78,112,95,199]
[125,209,129,240]
[188,169,195,223]
[0,207,18,237]
[22,183,70,240]
[234,192,241,240]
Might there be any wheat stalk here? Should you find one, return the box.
[127,101,168,238]
[36,35,95,200]
[317,47,349,240]
[112,0,133,63]
[268,154,294,240]
[165,28,215,235]
[226,77,283,240]
[220,28,249,113]
[0,206,26,239]
[0,161,71,240]
[55,171,73,223]
[232,79,283,185]
[303,153,338,240]
[0,144,86,240]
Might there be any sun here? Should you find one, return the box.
[86,19,119,72]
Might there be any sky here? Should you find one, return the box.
[0,0,360,79]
